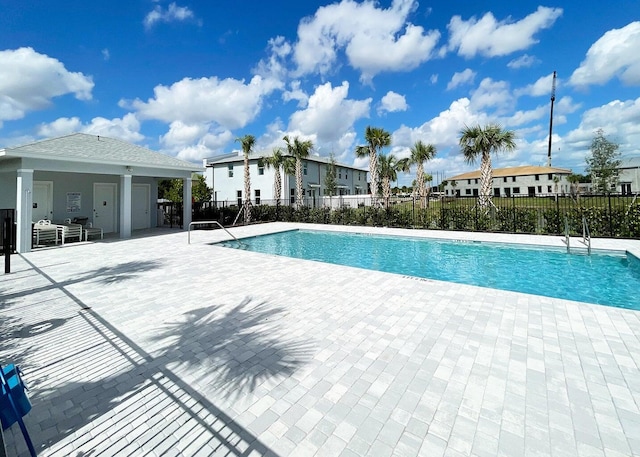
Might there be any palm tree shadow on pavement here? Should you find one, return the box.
[150,297,315,398]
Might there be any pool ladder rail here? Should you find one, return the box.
[188,221,247,247]
[563,216,591,255]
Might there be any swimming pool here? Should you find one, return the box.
[217,229,640,310]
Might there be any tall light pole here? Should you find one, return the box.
[547,70,557,167]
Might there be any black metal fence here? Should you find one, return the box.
[1,209,16,254]
[194,193,640,239]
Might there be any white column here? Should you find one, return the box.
[183,177,192,229]
[120,174,132,238]
[16,169,34,253]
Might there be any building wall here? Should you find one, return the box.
[618,166,640,194]
[445,172,571,197]
[205,157,368,205]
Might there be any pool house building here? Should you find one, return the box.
[203,151,369,207]
[444,165,573,198]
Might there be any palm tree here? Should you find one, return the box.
[409,141,437,209]
[236,134,255,224]
[283,135,314,208]
[567,173,581,199]
[261,147,294,206]
[459,124,516,209]
[355,126,391,204]
[378,153,409,208]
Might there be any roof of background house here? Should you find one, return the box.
[446,165,572,182]
[204,150,368,172]
[0,133,201,171]
[620,156,640,168]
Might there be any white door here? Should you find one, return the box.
[32,181,53,221]
[93,183,117,233]
[132,184,150,230]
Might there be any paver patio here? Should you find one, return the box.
[1,223,640,456]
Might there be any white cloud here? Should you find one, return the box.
[144,2,198,29]
[288,81,371,147]
[123,75,279,130]
[378,91,408,115]
[446,6,563,58]
[569,21,640,87]
[392,97,488,153]
[174,130,234,161]
[292,0,440,82]
[253,36,291,84]
[0,47,94,125]
[469,78,514,112]
[515,72,556,97]
[430,74,438,84]
[36,113,144,143]
[446,68,476,91]
[102,49,110,61]
[507,54,539,69]
[282,80,309,107]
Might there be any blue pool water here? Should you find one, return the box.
[218,230,640,310]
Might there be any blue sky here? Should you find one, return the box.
[1,0,639,186]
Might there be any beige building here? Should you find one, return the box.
[444,165,573,197]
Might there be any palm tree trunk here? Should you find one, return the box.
[479,151,493,209]
[383,176,391,209]
[416,163,425,209]
[369,146,378,204]
[274,169,282,202]
[296,158,303,209]
[244,154,251,223]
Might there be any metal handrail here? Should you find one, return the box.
[188,220,245,245]
[582,216,591,255]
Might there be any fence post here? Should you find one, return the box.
[512,195,516,233]
[4,217,11,274]
[608,193,613,236]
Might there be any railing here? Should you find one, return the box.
[582,216,591,254]
[188,220,245,246]
[563,216,570,253]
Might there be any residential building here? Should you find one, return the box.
[203,151,368,207]
[444,165,573,197]
[617,156,640,195]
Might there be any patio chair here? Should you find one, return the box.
[61,219,83,243]
[32,220,60,245]
[83,221,104,241]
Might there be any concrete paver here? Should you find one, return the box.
[1,222,640,456]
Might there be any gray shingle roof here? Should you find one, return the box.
[1,133,200,171]
[205,150,368,172]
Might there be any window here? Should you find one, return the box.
[358,172,361,181]
[236,190,242,206]
[303,163,308,176]
[513,187,520,194]
[474,178,479,184]
[472,189,478,196]
[339,170,342,179]
[494,188,500,197]
[290,188,295,204]
[547,186,552,193]
[504,188,511,197]
[503,177,507,182]
[345,171,348,179]
[467,179,471,185]
[254,189,260,204]
[258,164,264,175]
[465,189,471,195]
[537,186,542,193]
[535,174,540,181]
[228,164,234,178]
[512,176,516,182]
[548,173,553,180]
